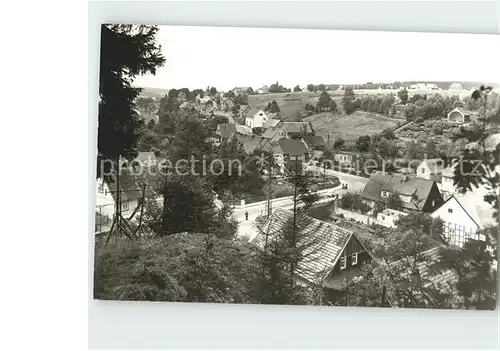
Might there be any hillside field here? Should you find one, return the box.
[303,111,402,141]
[248,91,322,118]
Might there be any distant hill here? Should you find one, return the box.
[138,86,169,98]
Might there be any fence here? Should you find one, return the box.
[334,207,394,227]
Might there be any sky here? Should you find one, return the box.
[132,25,500,91]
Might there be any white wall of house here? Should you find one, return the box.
[245,110,268,128]
[334,154,354,166]
[441,175,455,193]
[431,196,481,247]
[416,162,432,180]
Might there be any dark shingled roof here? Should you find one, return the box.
[278,138,308,156]
[237,135,272,154]
[254,208,354,283]
[361,172,437,211]
[386,246,458,306]
[262,127,279,139]
[262,118,281,129]
[303,135,326,147]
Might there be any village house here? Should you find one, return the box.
[415,158,456,195]
[361,172,444,213]
[255,208,373,296]
[95,172,157,234]
[262,121,314,142]
[431,195,485,248]
[303,135,326,159]
[212,123,255,146]
[245,109,269,128]
[283,121,314,139]
[333,151,359,167]
[237,104,251,120]
[232,86,251,95]
[237,134,273,155]
[257,85,269,94]
[262,122,286,142]
[447,107,473,124]
[275,138,309,171]
[262,118,282,130]
[95,178,115,233]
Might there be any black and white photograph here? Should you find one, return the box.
[93,24,499,310]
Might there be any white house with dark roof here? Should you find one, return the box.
[361,172,444,213]
[245,109,268,128]
[431,195,484,248]
[254,208,373,291]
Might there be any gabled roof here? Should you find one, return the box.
[254,208,355,283]
[246,108,266,119]
[283,121,313,134]
[237,135,272,154]
[455,188,496,229]
[239,104,251,114]
[303,135,326,147]
[388,246,458,298]
[361,172,438,211]
[431,195,480,229]
[217,123,237,139]
[278,138,308,156]
[262,127,280,139]
[262,118,281,129]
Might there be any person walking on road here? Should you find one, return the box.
[245,211,249,220]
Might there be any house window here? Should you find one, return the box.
[381,215,385,220]
[352,253,358,265]
[98,184,104,193]
[421,168,425,174]
[432,200,436,207]
[448,208,453,213]
[340,257,347,270]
